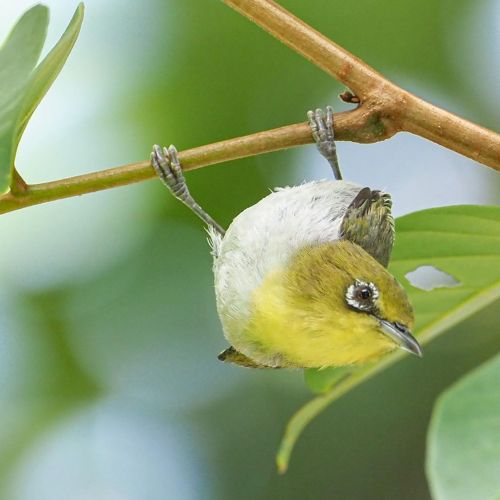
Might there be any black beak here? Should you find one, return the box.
[379,320,423,357]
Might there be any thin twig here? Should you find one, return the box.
[0,109,381,215]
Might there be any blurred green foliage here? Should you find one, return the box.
[0,1,498,499]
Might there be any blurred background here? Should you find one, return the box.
[0,0,498,498]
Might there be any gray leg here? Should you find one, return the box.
[151,145,225,236]
[307,106,342,180]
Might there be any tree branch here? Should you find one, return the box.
[0,109,379,215]
[222,0,500,170]
[0,0,498,215]
[223,0,388,97]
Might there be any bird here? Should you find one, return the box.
[151,106,422,369]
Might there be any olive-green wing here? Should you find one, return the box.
[339,187,394,267]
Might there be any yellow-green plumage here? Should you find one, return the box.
[151,119,421,370]
[245,240,414,367]
[211,180,419,369]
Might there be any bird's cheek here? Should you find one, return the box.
[346,314,396,357]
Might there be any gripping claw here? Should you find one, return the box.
[307,106,342,180]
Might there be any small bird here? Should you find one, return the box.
[151,107,422,368]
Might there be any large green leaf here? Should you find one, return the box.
[0,3,84,194]
[306,205,500,394]
[427,352,500,500]
[278,205,500,472]
[390,204,500,336]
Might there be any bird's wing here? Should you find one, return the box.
[339,187,395,267]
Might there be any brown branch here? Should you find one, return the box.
[0,0,498,215]
[222,0,500,170]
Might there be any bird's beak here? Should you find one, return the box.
[379,320,423,357]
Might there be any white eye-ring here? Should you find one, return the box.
[346,280,379,311]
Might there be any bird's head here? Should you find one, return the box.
[343,271,420,358]
[284,240,421,365]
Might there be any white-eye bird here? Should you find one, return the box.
[151,107,422,368]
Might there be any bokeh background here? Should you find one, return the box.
[0,0,498,498]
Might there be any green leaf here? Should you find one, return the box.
[0,3,84,194]
[305,205,500,394]
[0,5,48,192]
[17,4,84,145]
[389,204,500,338]
[279,205,500,472]
[427,352,500,500]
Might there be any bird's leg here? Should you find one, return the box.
[307,106,343,180]
[151,144,226,236]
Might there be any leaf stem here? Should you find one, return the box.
[276,354,403,473]
[9,168,28,196]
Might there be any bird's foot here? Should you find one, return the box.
[307,106,342,180]
[151,144,191,202]
[150,144,226,236]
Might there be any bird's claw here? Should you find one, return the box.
[307,106,336,160]
[151,144,190,201]
[307,106,342,180]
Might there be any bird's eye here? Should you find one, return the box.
[356,287,372,301]
[346,280,379,311]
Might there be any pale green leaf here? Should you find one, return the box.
[17,4,84,144]
[280,205,500,472]
[427,352,500,500]
[0,4,84,193]
[0,5,48,192]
